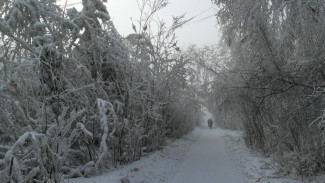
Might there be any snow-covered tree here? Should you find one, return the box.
[212,0,325,176]
[0,0,201,181]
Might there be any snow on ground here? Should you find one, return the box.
[66,128,246,183]
[64,129,201,183]
[170,128,244,183]
[223,130,302,183]
[223,131,325,183]
[64,127,325,183]
[64,107,324,183]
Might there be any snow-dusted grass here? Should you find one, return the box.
[223,130,325,183]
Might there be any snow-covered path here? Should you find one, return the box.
[170,129,243,183]
[66,127,314,183]
[65,107,312,183]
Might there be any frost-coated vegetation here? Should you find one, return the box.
[0,0,201,182]
[205,0,325,178]
[2,0,325,181]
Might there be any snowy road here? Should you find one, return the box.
[170,129,243,183]
[66,127,310,183]
[66,128,248,183]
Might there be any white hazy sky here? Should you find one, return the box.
[65,0,220,46]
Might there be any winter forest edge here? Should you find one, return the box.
[0,0,325,182]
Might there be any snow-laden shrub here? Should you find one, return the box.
[0,106,92,182]
[212,0,325,177]
[0,0,200,180]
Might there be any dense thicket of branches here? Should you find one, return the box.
[183,45,243,130]
[210,0,325,177]
[0,0,200,182]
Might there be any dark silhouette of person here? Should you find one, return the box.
[208,119,213,129]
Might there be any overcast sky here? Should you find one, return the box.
[65,0,220,47]
[107,0,220,47]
